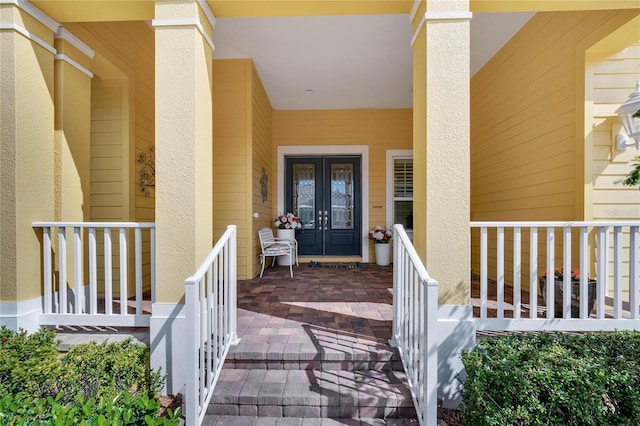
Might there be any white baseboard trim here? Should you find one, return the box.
[0,297,42,332]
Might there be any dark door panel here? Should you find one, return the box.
[285,156,361,256]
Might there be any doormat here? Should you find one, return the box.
[308,261,364,269]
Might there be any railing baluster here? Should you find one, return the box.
[104,228,112,315]
[613,226,623,319]
[58,227,67,314]
[563,226,571,319]
[89,227,97,315]
[579,227,589,318]
[497,227,504,319]
[546,227,555,319]
[529,227,538,319]
[631,226,639,319]
[596,226,607,319]
[43,227,52,314]
[135,227,142,315]
[480,227,488,319]
[513,227,521,319]
[119,228,127,315]
[74,227,82,314]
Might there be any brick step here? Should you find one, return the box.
[208,369,416,420]
[202,416,421,425]
[226,336,401,371]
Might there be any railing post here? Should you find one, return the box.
[390,225,400,347]
[424,277,439,426]
[228,225,239,344]
[184,278,199,425]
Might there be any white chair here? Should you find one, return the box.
[258,227,298,277]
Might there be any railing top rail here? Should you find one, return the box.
[185,225,237,284]
[470,220,640,228]
[393,224,438,287]
[33,221,156,228]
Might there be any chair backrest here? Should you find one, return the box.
[258,227,276,249]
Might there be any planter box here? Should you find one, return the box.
[538,278,597,318]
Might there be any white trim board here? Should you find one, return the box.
[0,297,42,333]
[277,145,370,262]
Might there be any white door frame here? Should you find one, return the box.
[277,145,370,262]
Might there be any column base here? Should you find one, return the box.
[0,297,42,333]
[150,303,186,395]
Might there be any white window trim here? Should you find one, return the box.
[386,149,413,239]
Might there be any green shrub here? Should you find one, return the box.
[0,392,181,425]
[0,327,60,396]
[0,327,178,425]
[460,331,640,425]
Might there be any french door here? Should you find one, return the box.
[285,156,361,256]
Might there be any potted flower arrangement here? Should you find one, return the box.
[368,226,393,244]
[274,212,302,230]
[539,268,597,318]
[274,213,302,266]
[369,226,393,266]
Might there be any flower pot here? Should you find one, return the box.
[276,228,295,266]
[374,243,391,266]
[538,278,597,318]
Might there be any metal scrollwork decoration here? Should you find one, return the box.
[260,167,269,203]
[137,146,155,197]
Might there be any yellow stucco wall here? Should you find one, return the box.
[272,109,413,261]
[470,9,640,287]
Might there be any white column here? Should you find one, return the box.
[151,0,215,394]
[411,0,474,409]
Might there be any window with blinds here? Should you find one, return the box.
[393,157,413,229]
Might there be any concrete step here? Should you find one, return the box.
[226,331,402,371]
[208,369,416,420]
[202,416,421,425]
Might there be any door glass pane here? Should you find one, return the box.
[330,163,353,230]
[293,164,315,230]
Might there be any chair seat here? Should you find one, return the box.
[263,244,291,256]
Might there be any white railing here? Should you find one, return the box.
[471,221,640,330]
[390,224,438,426]
[32,222,155,327]
[184,225,240,426]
